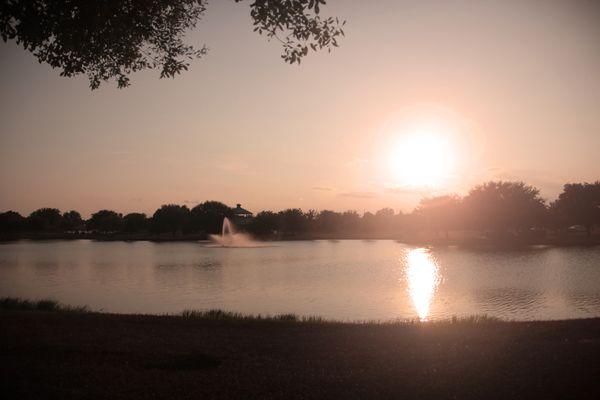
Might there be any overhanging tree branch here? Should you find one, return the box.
[0,0,345,89]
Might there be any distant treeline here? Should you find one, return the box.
[1,181,599,238]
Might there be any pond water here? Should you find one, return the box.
[1,240,599,321]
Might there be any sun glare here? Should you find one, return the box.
[388,128,455,187]
[406,248,440,321]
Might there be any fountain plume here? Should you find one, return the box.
[209,217,258,247]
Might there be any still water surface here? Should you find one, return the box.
[1,240,599,321]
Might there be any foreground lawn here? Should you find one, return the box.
[1,302,600,399]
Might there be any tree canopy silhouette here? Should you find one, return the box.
[61,210,83,231]
[415,195,461,238]
[551,182,600,235]
[152,204,190,235]
[1,0,345,89]
[277,208,308,234]
[27,208,63,232]
[0,211,26,233]
[122,213,149,233]
[248,210,278,235]
[463,181,546,235]
[314,210,341,233]
[2,180,599,240]
[190,201,232,234]
[87,210,123,233]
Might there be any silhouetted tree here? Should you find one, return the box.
[248,211,279,235]
[361,211,377,233]
[6,178,598,240]
[374,207,396,232]
[547,200,568,232]
[152,204,190,235]
[400,212,420,235]
[190,201,232,234]
[315,210,342,233]
[375,208,395,218]
[61,210,84,231]
[122,213,148,233]
[1,0,344,89]
[414,195,462,238]
[277,208,308,235]
[87,210,123,233]
[28,208,63,232]
[552,182,600,235]
[462,181,546,235]
[340,210,361,232]
[305,209,318,231]
[0,211,26,233]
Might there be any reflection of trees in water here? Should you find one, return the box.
[473,287,545,316]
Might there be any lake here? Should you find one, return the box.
[1,239,599,321]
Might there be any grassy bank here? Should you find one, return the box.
[2,298,600,399]
[0,297,500,325]
[0,297,89,313]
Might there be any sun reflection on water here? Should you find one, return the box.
[406,248,440,321]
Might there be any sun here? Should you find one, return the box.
[379,104,480,189]
[387,126,455,187]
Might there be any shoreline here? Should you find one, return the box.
[2,301,600,399]
[1,297,600,324]
[2,232,600,248]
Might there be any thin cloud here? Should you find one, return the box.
[386,186,415,195]
[385,185,430,196]
[339,191,377,199]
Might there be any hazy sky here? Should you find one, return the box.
[1,0,599,217]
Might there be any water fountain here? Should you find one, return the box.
[209,217,258,247]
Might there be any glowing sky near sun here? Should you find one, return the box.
[1,0,599,217]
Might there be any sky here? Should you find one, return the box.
[1,0,599,217]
